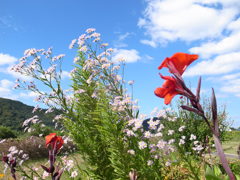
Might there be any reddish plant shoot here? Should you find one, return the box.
[155,52,236,180]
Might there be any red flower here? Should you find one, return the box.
[154,75,184,105]
[158,52,198,75]
[45,133,64,152]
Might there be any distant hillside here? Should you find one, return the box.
[0,97,60,131]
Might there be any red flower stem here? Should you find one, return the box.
[178,78,235,179]
[189,96,235,179]
[213,133,236,180]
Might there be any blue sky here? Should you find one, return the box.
[1,0,240,127]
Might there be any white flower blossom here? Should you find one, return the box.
[178,126,185,132]
[127,149,135,155]
[190,134,196,140]
[86,28,96,34]
[168,130,174,135]
[147,160,153,166]
[179,139,185,145]
[138,141,147,150]
[71,170,78,178]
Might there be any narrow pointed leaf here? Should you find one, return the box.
[41,165,50,173]
[211,88,219,136]
[196,77,201,102]
[181,105,203,116]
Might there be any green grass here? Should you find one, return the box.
[222,141,239,155]
[222,131,240,155]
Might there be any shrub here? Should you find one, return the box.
[28,123,52,137]
[159,98,228,155]
[0,126,17,139]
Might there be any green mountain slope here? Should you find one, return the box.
[0,97,59,131]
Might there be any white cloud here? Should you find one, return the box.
[0,79,14,88]
[0,79,18,100]
[141,54,154,63]
[19,91,39,98]
[219,73,240,96]
[61,71,70,79]
[220,78,240,97]
[0,53,32,81]
[189,19,240,58]
[118,32,131,41]
[139,0,239,46]
[190,33,240,58]
[112,49,141,63]
[221,72,240,80]
[0,65,32,81]
[140,39,157,48]
[113,32,132,48]
[185,52,240,76]
[0,53,17,66]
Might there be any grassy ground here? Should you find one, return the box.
[222,130,240,155]
[223,141,239,155]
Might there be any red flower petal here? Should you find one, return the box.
[56,136,64,151]
[45,133,57,146]
[155,74,184,105]
[158,52,198,75]
[164,90,178,105]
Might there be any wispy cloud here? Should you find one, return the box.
[112,49,141,63]
[0,53,17,66]
[189,18,240,58]
[0,79,18,100]
[113,32,133,48]
[185,52,240,76]
[0,16,19,31]
[139,0,239,45]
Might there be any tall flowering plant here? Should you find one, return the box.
[155,52,236,180]
[11,29,201,179]
[41,133,64,180]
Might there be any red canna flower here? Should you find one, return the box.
[158,52,198,75]
[154,74,184,105]
[45,133,64,152]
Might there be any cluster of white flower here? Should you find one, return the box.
[22,115,40,128]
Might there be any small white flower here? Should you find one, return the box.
[127,149,135,155]
[69,39,77,49]
[190,134,196,140]
[42,171,49,179]
[178,126,185,132]
[144,131,152,138]
[75,89,85,94]
[168,139,175,144]
[124,129,135,137]
[138,141,147,150]
[168,130,174,135]
[79,45,87,52]
[73,57,80,63]
[101,63,111,69]
[101,43,109,47]
[165,161,171,166]
[154,132,163,137]
[147,160,153,166]
[128,80,134,85]
[194,141,199,145]
[157,140,167,149]
[86,28,96,34]
[71,170,78,178]
[179,139,185,145]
